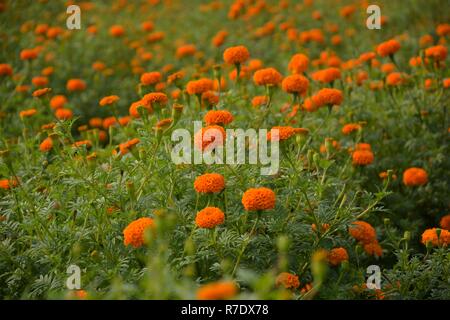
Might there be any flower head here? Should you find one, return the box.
[376,39,401,57]
[194,173,225,193]
[327,247,349,266]
[99,95,120,106]
[253,67,283,86]
[204,110,234,126]
[195,207,225,229]
[242,187,276,211]
[275,272,300,289]
[223,45,250,65]
[197,281,237,300]
[403,167,428,187]
[123,217,155,248]
[281,74,309,95]
[349,221,376,244]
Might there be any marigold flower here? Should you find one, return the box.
[99,95,120,106]
[119,138,140,155]
[197,281,237,300]
[363,240,383,257]
[223,45,250,65]
[194,125,226,150]
[251,95,268,108]
[212,30,228,47]
[0,63,13,76]
[66,79,86,92]
[0,178,18,190]
[253,67,283,86]
[20,108,37,118]
[424,45,448,61]
[195,207,225,229]
[176,44,197,58]
[141,21,154,32]
[72,140,92,148]
[421,228,450,247]
[32,76,48,87]
[55,108,73,120]
[204,110,233,126]
[386,72,404,86]
[103,117,118,129]
[327,247,349,266]
[342,123,361,135]
[312,88,343,107]
[20,48,39,60]
[248,59,263,72]
[39,137,53,152]
[267,126,308,141]
[32,87,51,97]
[201,91,219,107]
[194,173,225,194]
[140,72,162,86]
[444,78,450,89]
[142,92,168,108]
[403,167,428,187]
[281,74,309,95]
[436,23,450,37]
[311,68,341,84]
[359,52,376,63]
[242,187,276,211]
[440,215,450,230]
[109,25,125,37]
[352,150,374,166]
[129,100,152,118]
[275,272,300,289]
[376,39,401,57]
[154,118,173,130]
[50,95,68,109]
[288,54,309,74]
[186,78,214,95]
[123,217,155,248]
[89,117,103,128]
[349,221,377,244]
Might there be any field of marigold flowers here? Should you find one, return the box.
[0,0,449,300]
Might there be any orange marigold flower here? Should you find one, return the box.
[251,95,268,108]
[355,143,371,151]
[267,126,308,141]
[424,45,448,61]
[154,118,173,130]
[66,79,86,92]
[212,30,228,47]
[142,92,168,108]
[421,228,450,247]
[288,53,309,74]
[403,167,428,187]
[109,25,125,37]
[32,87,51,97]
[275,272,300,289]
[436,23,450,37]
[440,215,450,230]
[242,187,276,211]
[72,140,92,148]
[197,281,237,300]
[50,95,68,109]
[327,247,349,266]
[312,88,343,107]
[99,95,120,106]
[140,72,162,86]
[342,123,361,135]
[311,68,341,84]
[195,207,225,229]
[381,63,396,74]
[363,240,383,257]
[141,21,154,32]
[20,48,39,60]
[194,173,225,194]
[119,138,140,155]
[352,150,374,166]
[253,67,283,86]
[176,44,197,58]
[386,72,404,86]
[123,217,155,248]
[55,108,73,120]
[103,117,118,129]
[186,78,214,95]
[167,70,185,84]
[129,100,152,118]
[39,137,53,152]
[89,117,103,128]
[0,178,18,190]
[359,52,376,63]
[248,59,263,72]
[201,91,219,107]
[349,221,377,244]
[194,125,226,150]
[32,76,48,87]
[223,45,250,65]
[0,63,13,76]
[19,108,37,118]
[281,74,309,95]
[204,110,233,126]
[443,78,450,88]
[376,39,401,57]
